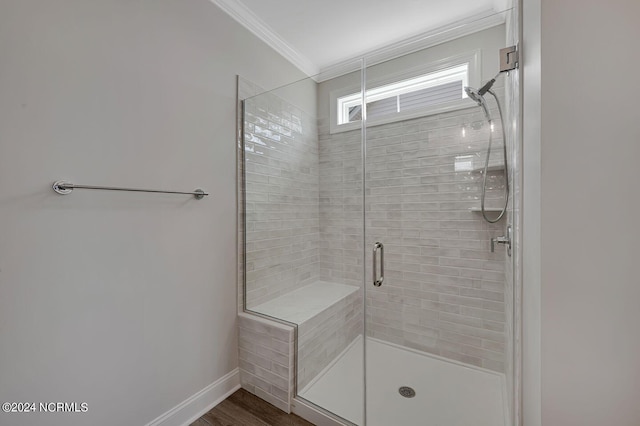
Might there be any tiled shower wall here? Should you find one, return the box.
[318,125,364,288]
[318,92,509,372]
[242,89,320,308]
[297,288,362,390]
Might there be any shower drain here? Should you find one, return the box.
[398,386,416,398]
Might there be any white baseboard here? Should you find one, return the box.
[145,368,240,426]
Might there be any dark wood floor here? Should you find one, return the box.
[191,389,314,426]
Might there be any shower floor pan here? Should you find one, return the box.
[299,336,507,426]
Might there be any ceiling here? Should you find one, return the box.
[211,0,509,76]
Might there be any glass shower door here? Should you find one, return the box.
[362,9,518,426]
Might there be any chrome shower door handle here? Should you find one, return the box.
[373,242,384,287]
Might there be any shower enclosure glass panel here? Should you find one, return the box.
[240,65,365,423]
[240,7,520,426]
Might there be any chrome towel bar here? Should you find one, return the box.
[52,180,208,200]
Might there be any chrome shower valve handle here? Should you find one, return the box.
[491,225,512,256]
[491,236,509,252]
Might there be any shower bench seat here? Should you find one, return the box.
[253,281,362,390]
[252,281,359,325]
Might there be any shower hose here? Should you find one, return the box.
[481,89,509,223]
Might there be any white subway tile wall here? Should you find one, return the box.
[296,287,362,390]
[237,76,261,312]
[243,90,320,309]
[318,122,364,288]
[318,86,509,372]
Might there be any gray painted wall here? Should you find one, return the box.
[539,1,640,424]
[524,0,640,424]
[0,1,306,425]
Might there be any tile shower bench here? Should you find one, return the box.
[238,281,362,412]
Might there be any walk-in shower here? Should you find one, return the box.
[237,6,521,426]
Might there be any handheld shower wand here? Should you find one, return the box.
[463,72,509,224]
[464,73,498,121]
[464,86,491,121]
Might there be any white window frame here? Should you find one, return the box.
[329,50,482,134]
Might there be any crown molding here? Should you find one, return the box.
[210,0,320,77]
[316,10,506,82]
[212,1,506,83]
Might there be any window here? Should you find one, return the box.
[329,51,480,133]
